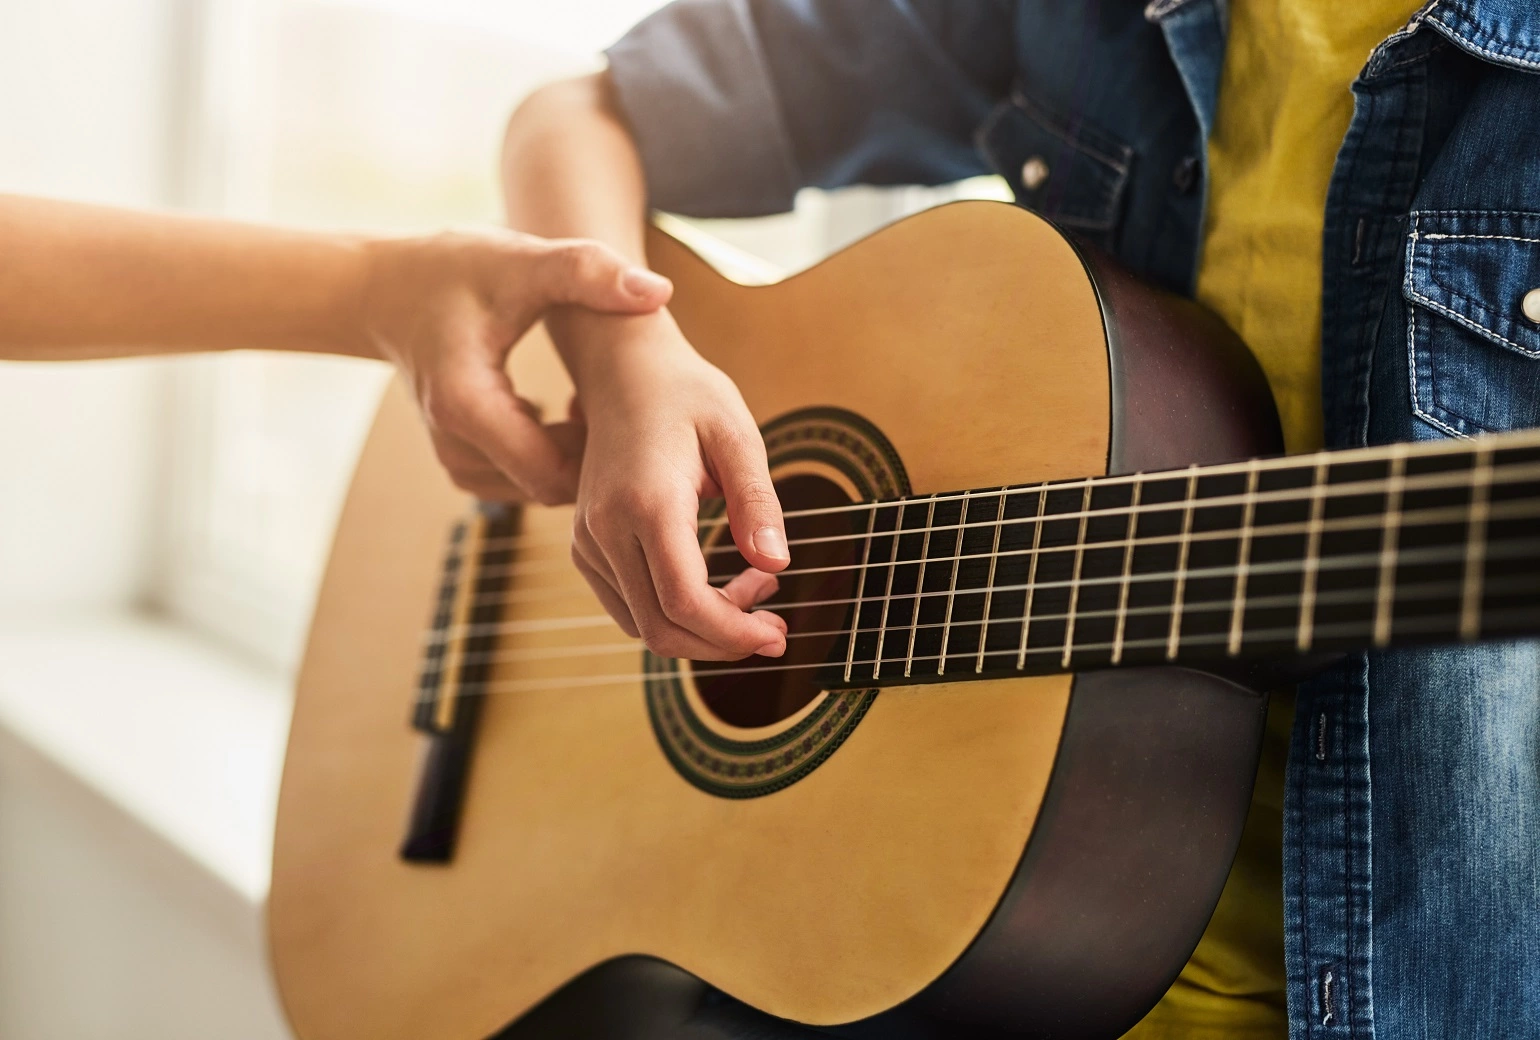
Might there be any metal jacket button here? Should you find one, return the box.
[1021,156,1050,191]
[1523,287,1540,324]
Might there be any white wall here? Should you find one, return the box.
[0,726,290,1040]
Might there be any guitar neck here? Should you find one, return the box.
[836,429,1540,688]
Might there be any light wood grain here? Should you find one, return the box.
[268,202,1112,1038]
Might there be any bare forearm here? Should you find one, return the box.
[501,72,669,389]
[0,195,376,361]
[501,73,649,259]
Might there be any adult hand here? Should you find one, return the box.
[565,310,790,661]
[361,229,672,504]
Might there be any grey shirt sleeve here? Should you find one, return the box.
[604,0,1016,218]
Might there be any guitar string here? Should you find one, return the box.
[425,604,1540,699]
[426,569,1540,670]
[424,498,1540,643]
[421,531,1540,659]
[462,456,1540,575]
[459,430,1540,555]
[453,491,1539,610]
[429,529,1540,649]
[410,536,1540,702]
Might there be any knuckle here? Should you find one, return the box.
[650,633,692,660]
[593,488,654,533]
[557,241,607,282]
[573,510,602,548]
[654,580,702,624]
[633,617,669,651]
[583,498,625,540]
[424,386,472,434]
[732,477,779,511]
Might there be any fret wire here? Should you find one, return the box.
[1166,466,1200,660]
[937,490,973,675]
[975,488,1009,674]
[1060,483,1096,669]
[870,498,909,680]
[1015,486,1050,670]
[841,505,878,684]
[903,496,940,678]
[763,528,1540,621]
[1226,461,1261,657]
[1110,478,1144,665]
[1372,446,1409,647]
[1296,458,1330,652]
[683,487,1514,592]
[1459,443,1495,640]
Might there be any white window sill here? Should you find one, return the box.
[0,610,291,906]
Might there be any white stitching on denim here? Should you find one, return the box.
[1406,260,1473,440]
[1412,209,1540,218]
[1406,289,1539,356]
[1421,233,1540,244]
[1410,288,1540,357]
[1408,214,1540,358]
[1427,8,1540,71]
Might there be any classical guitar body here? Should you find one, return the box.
[267,202,1286,1039]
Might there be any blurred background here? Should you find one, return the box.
[0,2,1004,1035]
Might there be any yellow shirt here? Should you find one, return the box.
[1121,1,1417,1037]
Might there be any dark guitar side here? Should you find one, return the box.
[914,242,1285,1037]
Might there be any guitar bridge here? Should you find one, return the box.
[399,502,517,863]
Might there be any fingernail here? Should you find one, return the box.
[756,640,786,658]
[753,526,789,561]
[622,267,669,297]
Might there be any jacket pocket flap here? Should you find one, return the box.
[976,87,1132,234]
[1404,211,1540,360]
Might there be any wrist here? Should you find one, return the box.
[549,306,692,394]
[345,235,410,363]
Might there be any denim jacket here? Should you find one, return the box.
[606,2,1540,1036]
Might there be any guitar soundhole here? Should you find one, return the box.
[693,473,862,728]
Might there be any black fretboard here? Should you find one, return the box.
[831,429,1540,687]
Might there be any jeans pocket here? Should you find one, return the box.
[1404,210,1540,436]
[974,84,1133,252]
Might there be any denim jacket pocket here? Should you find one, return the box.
[1404,211,1540,437]
[976,86,1133,252]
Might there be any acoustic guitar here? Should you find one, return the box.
[268,202,1540,1039]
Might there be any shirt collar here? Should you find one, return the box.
[1415,0,1540,71]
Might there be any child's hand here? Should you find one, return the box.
[362,229,671,504]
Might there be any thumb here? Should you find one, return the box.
[532,239,672,315]
[707,425,789,574]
